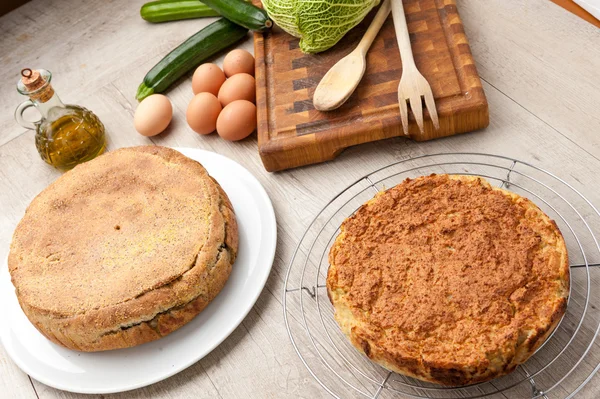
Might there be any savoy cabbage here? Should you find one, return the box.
[262,0,380,53]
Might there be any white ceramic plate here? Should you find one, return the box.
[0,147,277,394]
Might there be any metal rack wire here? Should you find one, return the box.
[283,153,600,399]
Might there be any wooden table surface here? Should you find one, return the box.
[0,0,599,398]
[551,0,600,27]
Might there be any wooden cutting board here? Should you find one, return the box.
[253,0,489,172]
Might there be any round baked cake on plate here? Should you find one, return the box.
[8,146,238,352]
[327,174,569,386]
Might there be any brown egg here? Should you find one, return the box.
[134,94,173,137]
[192,63,226,96]
[223,49,255,77]
[186,92,222,135]
[216,100,257,141]
[218,73,256,107]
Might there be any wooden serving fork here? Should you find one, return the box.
[391,0,439,135]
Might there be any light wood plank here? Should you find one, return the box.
[551,0,600,28]
[2,76,599,398]
[1,0,600,398]
[0,0,227,146]
[0,344,38,399]
[34,362,223,399]
[460,0,600,159]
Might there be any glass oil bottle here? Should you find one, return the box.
[15,68,106,170]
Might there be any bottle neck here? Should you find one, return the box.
[32,91,65,119]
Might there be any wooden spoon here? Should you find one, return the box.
[313,0,391,111]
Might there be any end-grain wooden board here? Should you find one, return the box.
[254,0,489,172]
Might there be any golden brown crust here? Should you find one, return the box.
[327,175,569,386]
[8,146,238,351]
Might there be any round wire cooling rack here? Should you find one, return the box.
[282,153,600,399]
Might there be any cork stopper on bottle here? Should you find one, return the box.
[21,68,54,102]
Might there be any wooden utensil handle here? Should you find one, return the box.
[391,0,417,70]
[356,0,392,56]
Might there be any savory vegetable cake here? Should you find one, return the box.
[8,146,238,351]
[327,174,569,386]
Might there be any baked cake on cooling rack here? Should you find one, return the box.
[327,174,569,385]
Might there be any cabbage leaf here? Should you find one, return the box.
[262,0,302,38]
[262,0,380,53]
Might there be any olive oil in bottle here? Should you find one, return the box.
[15,68,106,170]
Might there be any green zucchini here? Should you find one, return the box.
[141,0,220,23]
[136,18,248,101]
[200,0,272,32]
